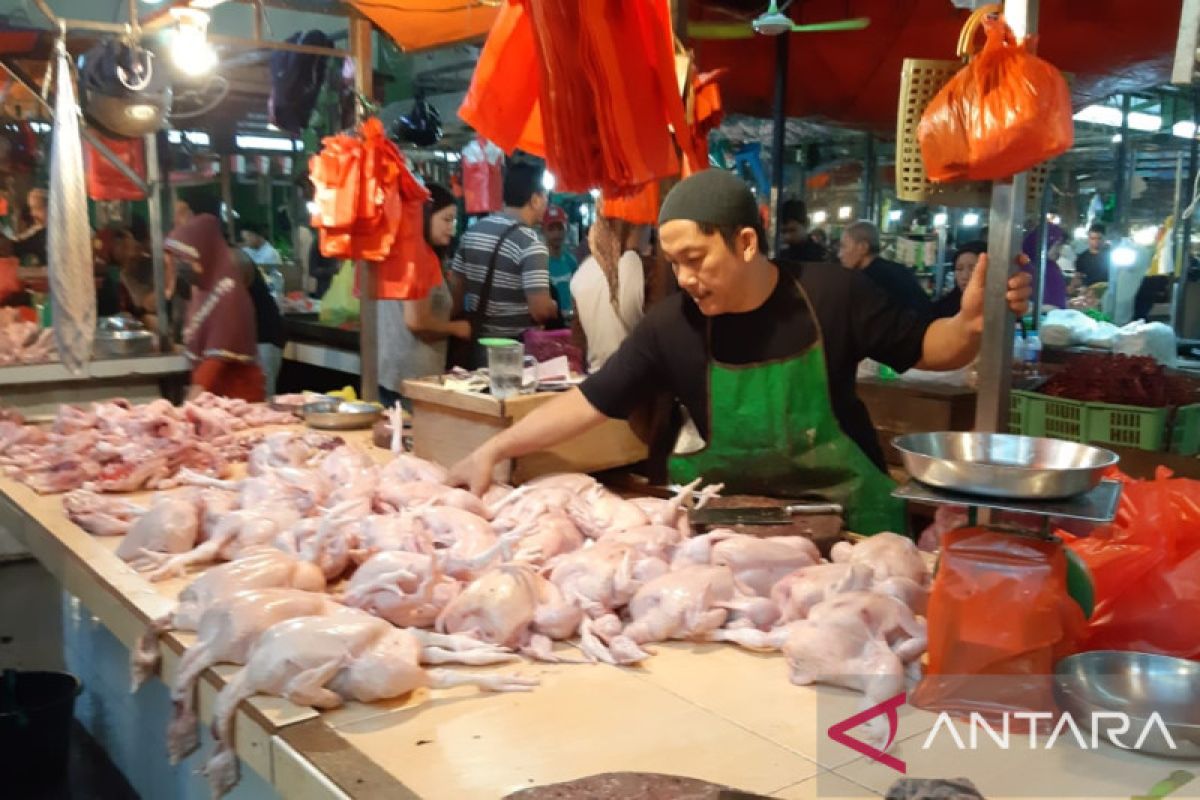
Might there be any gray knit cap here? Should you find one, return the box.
[657,170,758,228]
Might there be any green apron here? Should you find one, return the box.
[669,279,905,535]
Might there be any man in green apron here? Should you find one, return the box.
[449,171,1032,534]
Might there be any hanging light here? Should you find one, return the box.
[887,210,903,222]
[933,212,948,227]
[1111,245,1138,267]
[961,212,980,227]
[170,8,217,77]
[811,210,827,224]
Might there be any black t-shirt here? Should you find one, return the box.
[580,260,932,469]
[931,286,962,320]
[248,268,287,347]
[780,240,827,263]
[863,257,933,316]
[1075,249,1110,286]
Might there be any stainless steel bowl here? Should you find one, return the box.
[302,399,382,430]
[892,432,1118,499]
[1055,651,1200,758]
[94,329,156,358]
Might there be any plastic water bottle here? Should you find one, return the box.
[1024,333,1042,374]
[1013,331,1026,364]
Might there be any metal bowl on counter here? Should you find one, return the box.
[892,431,1118,500]
[302,398,382,430]
[1055,651,1200,758]
[94,315,156,358]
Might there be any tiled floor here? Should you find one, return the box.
[1,558,138,800]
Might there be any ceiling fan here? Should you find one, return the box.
[688,0,869,40]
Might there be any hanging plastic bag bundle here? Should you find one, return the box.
[319,261,360,326]
[918,15,1072,183]
[910,527,1087,725]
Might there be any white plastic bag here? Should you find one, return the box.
[1083,321,1120,349]
[1039,309,1096,347]
[1114,321,1177,366]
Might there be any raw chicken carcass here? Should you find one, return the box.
[138,505,305,581]
[523,472,598,494]
[116,493,202,565]
[166,588,344,762]
[672,531,821,597]
[205,610,534,797]
[341,550,461,628]
[376,480,493,519]
[410,506,521,579]
[630,478,723,530]
[598,524,687,561]
[272,499,363,580]
[548,539,669,618]
[246,431,343,475]
[489,485,576,531]
[605,565,739,663]
[771,562,877,623]
[62,489,143,537]
[806,591,927,669]
[830,532,930,586]
[130,548,326,688]
[509,513,585,566]
[568,485,651,539]
[379,452,448,484]
[437,564,583,661]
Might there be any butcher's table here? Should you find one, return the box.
[0,428,1196,800]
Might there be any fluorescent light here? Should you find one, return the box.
[887,210,903,222]
[837,205,852,220]
[811,210,827,224]
[542,171,556,193]
[1112,133,1123,143]
[1073,226,1088,240]
[1047,213,1061,225]
[589,188,601,200]
[1174,121,1197,139]
[29,122,49,133]
[1132,226,1158,246]
[1073,104,1160,132]
[167,130,210,146]
[933,212,948,227]
[236,135,299,152]
[1112,245,1137,267]
[962,212,980,227]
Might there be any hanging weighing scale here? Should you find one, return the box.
[890,431,1121,721]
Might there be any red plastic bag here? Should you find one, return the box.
[911,528,1086,723]
[600,182,660,225]
[85,134,146,201]
[1059,470,1200,659]
[918,16,1073,182]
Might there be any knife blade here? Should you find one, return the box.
[689,503,844,527]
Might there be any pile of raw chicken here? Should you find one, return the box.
[0,394,300,493]
[68,430,930,798]
[0,306,55,365]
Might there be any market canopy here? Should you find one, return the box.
[689,0,1180,133]
[348,0,498,52]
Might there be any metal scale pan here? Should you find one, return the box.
[891,432,1122,523]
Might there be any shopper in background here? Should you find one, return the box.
[1,188,47,264]
[779,199,826,262]
[570,214,647,373]
[1020,223,1068,311]
[1074,223,1111,287]
[931,241,986,319]
[240,222,282,267]
[808,228,832,262]
[838,220,933,316]
[543,205,578,317]
[231,248,286,397]
[164,214,263,401]
[378,184,470,410]
[448,162,557,368]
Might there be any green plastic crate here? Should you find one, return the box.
[1169,403,1200,456]
[1032,395,1087,442]
[1084,402,1168,451]
[1008,391,1029,434]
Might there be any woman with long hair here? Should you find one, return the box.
[570,214,650,373]
[377,183,470,409]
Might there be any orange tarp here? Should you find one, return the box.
[348,0,498,52]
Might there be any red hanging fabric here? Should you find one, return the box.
[601,182,660,225]
[85,134,146,201]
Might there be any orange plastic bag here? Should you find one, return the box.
[600,182,660,225]
[911,528,1086,724]
[1059,470,1200,659]
[917,16,1073,182]
[375,167,440,301]
[85,134,146,201]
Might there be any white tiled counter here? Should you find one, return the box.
[1,429,1197,799]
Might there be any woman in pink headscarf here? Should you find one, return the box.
[164,214,264,401]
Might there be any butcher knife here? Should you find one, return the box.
[688,502,843,527]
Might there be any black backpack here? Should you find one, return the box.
[268,30,333,135]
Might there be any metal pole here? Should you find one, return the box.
[220,157,236,242]
[1175,95,1200,335]
[1114,95,1132,235]
[352,13,378,402]
[144,133,170,350]
[974,0,1037,437]
[1033,181,1052,326]
[770,32,789,258]
[861,133,876,223]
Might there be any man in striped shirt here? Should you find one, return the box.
[449,163,559,367]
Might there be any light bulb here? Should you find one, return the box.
[837,206,852,220]
[887,210,903,222]
[171,9,216,77]
[1112,245,1137,267]
[811,210,827,224]
[962,212,980,227]
[542,171,556,193]
[933,212,948,227]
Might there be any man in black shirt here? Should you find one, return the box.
[779,199,826,262]
[838,220,933,316]
[448,171,1031,533]
[1074,223,1111,287]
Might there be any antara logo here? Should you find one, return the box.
[826,693,1179,775]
